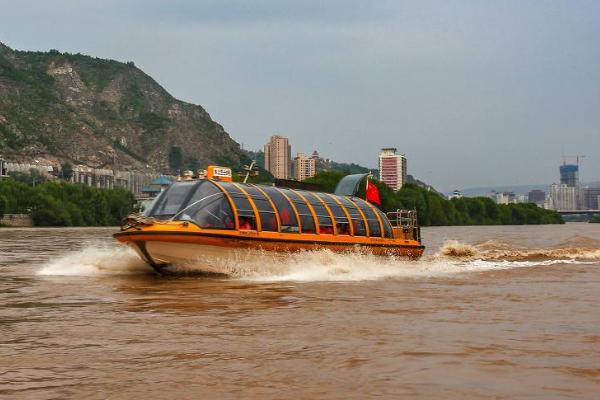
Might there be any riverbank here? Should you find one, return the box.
[0,178,135,227]
[1,172,564,228]
[0,213,33,227]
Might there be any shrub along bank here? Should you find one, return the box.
[0,177,135,227]
[305,171,564,226]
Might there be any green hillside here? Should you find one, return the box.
[0,42,247,172]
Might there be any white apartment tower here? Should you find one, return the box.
[293,152,316,182]
[550,183,577,210]
[264,135,291,179]
[378,148,407,191]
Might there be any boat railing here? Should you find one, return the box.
[386,210,421,242]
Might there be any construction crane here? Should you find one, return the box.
[562,154,585,165]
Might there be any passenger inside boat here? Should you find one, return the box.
[238,216,256,231]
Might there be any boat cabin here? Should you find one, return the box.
[145,179,399,239]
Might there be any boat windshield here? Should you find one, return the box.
[147,181,196,219]
[172,192,235,229]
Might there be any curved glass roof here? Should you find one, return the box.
[148,180,393,238]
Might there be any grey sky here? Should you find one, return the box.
[1,0,599,191]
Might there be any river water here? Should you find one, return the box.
[1,224,599,399]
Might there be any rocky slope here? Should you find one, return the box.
[0,42,246,172]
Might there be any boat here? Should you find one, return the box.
[114,166,424,273]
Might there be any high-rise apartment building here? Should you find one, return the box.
[264,135,291,179]
[293,152,316,182]
[550,183,577,210]
[551,161,584,210]
[560,164,579,187]
[378,148,407,191]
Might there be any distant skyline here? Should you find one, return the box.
[1,0,599,192]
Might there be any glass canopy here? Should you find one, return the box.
[147,180,393,238]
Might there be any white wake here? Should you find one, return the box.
[37,245,152,276]
[36,240,599,281]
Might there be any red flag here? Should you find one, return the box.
[366,179,381,206]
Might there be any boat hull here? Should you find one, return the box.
[115,228,425,273]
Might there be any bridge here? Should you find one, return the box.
[556,210,600,215]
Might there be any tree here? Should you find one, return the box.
[184,155,200,172]
[8,169,48,186]
[304,170,347,193]
[61,162,74,180]
[168,146,184,172]
[0,194,7,219]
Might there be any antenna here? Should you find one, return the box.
[240,160,259,183]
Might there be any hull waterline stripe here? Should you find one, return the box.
[114,230,425,250]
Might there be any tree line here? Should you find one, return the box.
[0,168,564,227]
[0,172,135,226]
[305,171,564,226]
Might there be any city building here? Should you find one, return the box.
[528,189,546,205]
[560,164,579,187]
[141,175,172,198]
[550,183,577,210]
[490,191,517,205]
[549,159,588,210]
[293,152,316,182]
[582,187,600,210]
[264,135,291,179]
[378,148,407,191]
[449,190,462,199]
[311,150,320,162]
[516,194,528,203]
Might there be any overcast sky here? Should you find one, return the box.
[1,0,599,191]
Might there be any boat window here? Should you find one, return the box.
[218,182,257,230]
[300,191,334,235]
[376,209,394,238]
[148,181,196,219]
[282,189,316,234]
[352,198,382,237]
[185,181,220,203]
[243,185,278,232]
[316,193,350,235]
[261,186,299,233]
[338,197,367,236]
[142,192,163,216]
[173,192,234,229]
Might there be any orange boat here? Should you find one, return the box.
[114,167,424,273]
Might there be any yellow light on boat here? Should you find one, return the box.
[207,165,233,181]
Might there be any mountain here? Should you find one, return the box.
[0,43,246,172]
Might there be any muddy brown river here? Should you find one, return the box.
[1,224,599,399]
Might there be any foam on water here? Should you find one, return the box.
[227,249,596,282]
[36,240,600,281]
[37,245,152,276]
